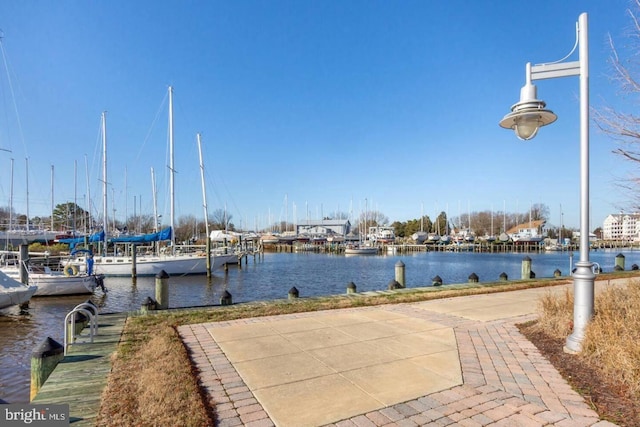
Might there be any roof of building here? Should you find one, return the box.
[506,219,546,235]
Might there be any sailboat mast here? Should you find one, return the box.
[197,133,211,276]
[25,157,29,231]
[151,168,158,233]
[168,86,176,253]
[102,111,108,251]
[85,154,91,234]
[9,158,13,231]
[50,164,54,231]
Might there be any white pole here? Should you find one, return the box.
[85,154,91,234]
[197,133,211,276]
[9,158,14,231]
[25,157,29,231]
[102,111,108,253]
[151,168,158,233]
[168,86,176,252]
[51,164,54,231]
[565,12,595,353]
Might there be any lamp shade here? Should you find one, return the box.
[499,82,556,140]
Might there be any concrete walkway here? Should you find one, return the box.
[179,282,623,427]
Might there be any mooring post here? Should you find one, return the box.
[615,253,625,271]
[521,256,532,280]
[395,260,405,288]
[388,280,402,290]
[19,244,29,285]
[220,290,232,305]
[140,296,157,314]
[131,244,137,279]
[346,282,357,294]
[288,287,299,300]
[30,337,64,401]
[155,270,169,309]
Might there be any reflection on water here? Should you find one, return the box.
[1,249,639,402]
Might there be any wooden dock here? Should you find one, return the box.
[31,312,128,426]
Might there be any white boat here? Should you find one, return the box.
[0,270,37,309]
[67,251,236,277]
[344,244,378,255]
[411,231,427,244]
[1,264,105,296]
[31,269,104,296]
[259,234,280,244]
[368,226,395,244]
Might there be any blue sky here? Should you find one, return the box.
[0,0,637,232]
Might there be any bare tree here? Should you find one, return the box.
[210,208,233,231]
[594,0,640,208]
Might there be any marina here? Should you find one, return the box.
[2,248,640,403]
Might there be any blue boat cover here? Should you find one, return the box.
[58,230,105,248]
[110,227,172,243]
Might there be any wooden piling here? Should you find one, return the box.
[395,260,405,288]
[31,337,64,401]
[155,270,169,309]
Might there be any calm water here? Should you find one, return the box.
[1,248,638,403]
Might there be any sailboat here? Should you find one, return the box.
[411,204,428,243]
[0,269,37,309]
[344,200,378,255]
[63,88,236,276]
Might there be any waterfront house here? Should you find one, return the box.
[296,219,351,237]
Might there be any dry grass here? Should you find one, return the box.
[533,288,575,338]
[531,281,640,400]
[96,317,213,426]
[582,284,640,398]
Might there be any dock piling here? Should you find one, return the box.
[155,270,169,309]
[30,337,64,401]
[395,261,406,288]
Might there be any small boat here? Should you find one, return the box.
[0,270,37,309]
[260,234,280,244]
[411,231,427,244]
[344,244,378,255]
[32,272,104,296]
[0,261,105,296]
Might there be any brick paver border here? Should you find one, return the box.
[179,304,617,427]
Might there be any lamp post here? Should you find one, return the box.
[499,13,593,353]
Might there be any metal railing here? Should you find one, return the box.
[63,302,99,355]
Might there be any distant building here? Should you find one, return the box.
[602,213,640,240]
[296,219,351,236]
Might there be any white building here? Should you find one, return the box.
[296,219,351,237]
[602,213,640,240]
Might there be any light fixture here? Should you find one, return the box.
[499,65,557,140]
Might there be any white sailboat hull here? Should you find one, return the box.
[64,253,237,277]
[31,274,98,296]
[0,266,101,296]
[344,247,378,255]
